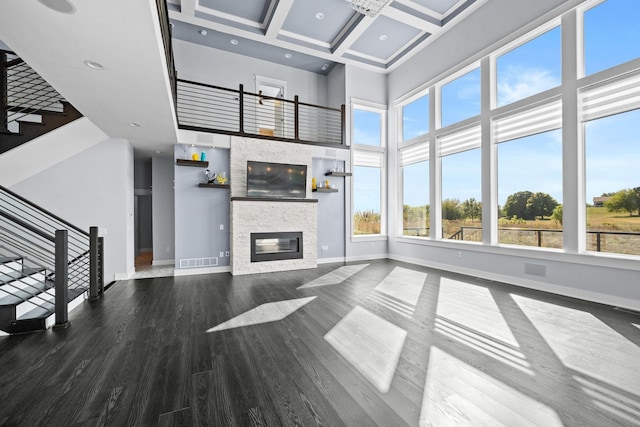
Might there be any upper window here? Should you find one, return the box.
[441,68,480,127]
[353,108,382,146]
[402,94,429,141]
[584,0,640,76]
[496,26,561,107]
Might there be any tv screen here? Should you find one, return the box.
[247,161,307,199]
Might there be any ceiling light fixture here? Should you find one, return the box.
[379,34,388,41]
[230,39,239,45]
[199,29,207,36]
[315,12,325,20]
[321,64,329,71]
[128,122,141,127]
[344,0,392,17]
[83,60,104,70]
[285,53,293,59]
[37,0,76,14]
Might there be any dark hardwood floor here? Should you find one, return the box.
[1,259,639,426]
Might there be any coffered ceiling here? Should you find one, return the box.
[167,0,484,74]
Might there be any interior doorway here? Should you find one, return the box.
[255,75,287,138]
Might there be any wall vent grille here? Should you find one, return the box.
[179,257,218,269]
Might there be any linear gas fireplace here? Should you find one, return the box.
[251,232,303,262]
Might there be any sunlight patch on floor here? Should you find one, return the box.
[573,375,640,425]
[206,296,316,332]
[297,264,369,289]
[437,278,519,347]
[419,347,562,427]
[513,295,640,396]
[325,305,407,393]
[374,267,426,307]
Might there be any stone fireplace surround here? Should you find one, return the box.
[230,137,317,275]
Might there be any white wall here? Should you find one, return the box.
[152,156,175,264]
[173,39,328,106]
[10,138,135,283]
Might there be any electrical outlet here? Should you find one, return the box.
[220,224,224,230]
[458,251,463,259]
[220,252,224,257]
[225,251,230,257]
[322,245,329,251]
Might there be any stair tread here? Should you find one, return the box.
[16,306,52,321]
[0,267,46,285]
[0,256,22,264]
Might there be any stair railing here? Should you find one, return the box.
[0,185,104,327]
[1,50,66,133]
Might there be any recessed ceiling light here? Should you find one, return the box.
[83,60,104,70]
[230,39,239,45]
[315,12,325,20]
[128,122,141,127]
[285,53,293,59]
[37,0,75,14]
[321,64,329,71]
[379,34,388,41]
[199,29,207,36]
[155,150,162,154]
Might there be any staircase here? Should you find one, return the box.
[1,50,82,156]
[0,185,104,334]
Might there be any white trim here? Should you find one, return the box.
[152,259,175,266]
[345,253,387,262]
[174,266,231,276]
[317,257,347,264]
[388,253,640,312]
[114,272,130,280]
[351,235,388,242]
[278,29,331,49]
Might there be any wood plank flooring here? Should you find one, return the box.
[1,259,639,426]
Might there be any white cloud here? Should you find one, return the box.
[498,66,560,105]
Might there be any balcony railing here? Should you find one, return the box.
[176,79,345,146]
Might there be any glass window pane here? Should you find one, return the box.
[497,27,561,107]
[441,68,481,127]
[403,95,429,141]
[354,165,381,235]
[497,130,563,248]
[442,149,482,241]
[402,161,429,237]
[584,0,640,76]
[585,109,640,255]
[353,109,381,146]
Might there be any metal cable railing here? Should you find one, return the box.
[0,185,104,327]
[176,79,345,146]
[2,50,66,132]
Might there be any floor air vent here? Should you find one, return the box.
[179,257,218,269]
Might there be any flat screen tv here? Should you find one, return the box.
[246,161,307,199]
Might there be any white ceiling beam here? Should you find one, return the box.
[381,6,441,33]
[332,15,375,57]
[181,0,196,17]
[265,0,294,39]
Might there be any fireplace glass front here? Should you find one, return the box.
[251,232,303,262]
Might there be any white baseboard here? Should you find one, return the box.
[317,257,346,264]
[152,259,175,266]
[345,253,387,263]
[114,272,130,280]
[174,266,231,276]
[388,254,640,312]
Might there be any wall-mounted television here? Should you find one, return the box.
[247,161,307,199]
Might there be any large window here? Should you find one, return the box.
[402,94,429,141]
[496,26,561,107]
[583,0,640,76]
[353,104,385,236]
[495,101,563,248]
[400,143,429,237]
[441,68,481,127]
[439,125,482,241]
[582,72,640,255]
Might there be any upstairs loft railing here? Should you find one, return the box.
[0,185,104,328]
[155,0,177,112]
[1,50,67,134]
[176,79,346,146]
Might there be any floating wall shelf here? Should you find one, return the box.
[177,159,209,167]
[198,183,230,189]
[313,188,339,193]
[325,171,352,177]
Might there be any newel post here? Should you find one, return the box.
[53,229,69,330]
[239,84,244,135]
[89,226,100,301]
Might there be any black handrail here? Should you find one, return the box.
[0,185,88,236]
[0,209,54,242]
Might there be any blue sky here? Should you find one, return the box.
[356,0,639,214]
